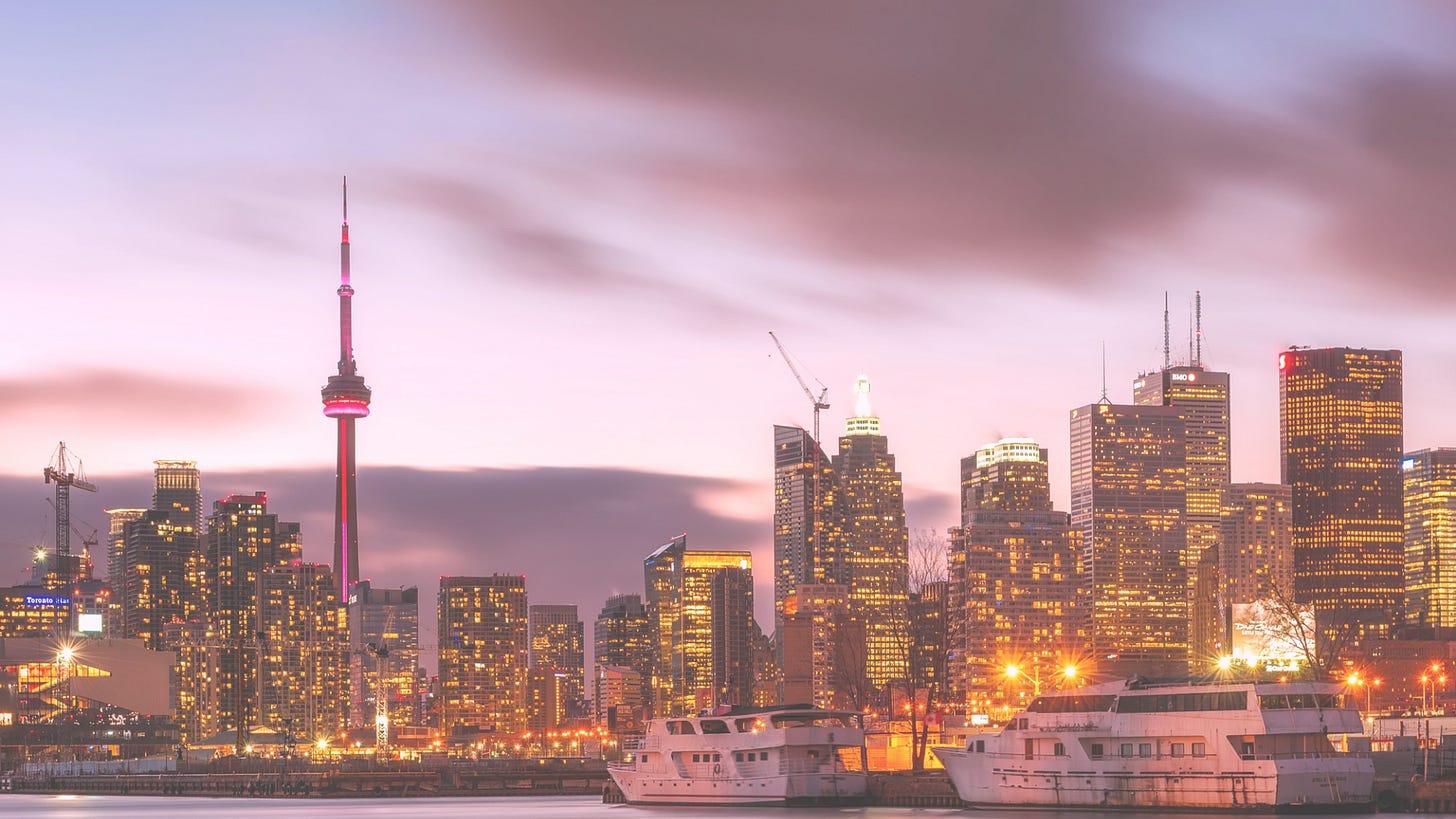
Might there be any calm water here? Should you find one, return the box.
[0,795,1430,819]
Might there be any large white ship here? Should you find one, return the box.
[933,677,1374,812]
[608,704,867,806]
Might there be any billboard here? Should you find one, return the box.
[1230,600,1313,667]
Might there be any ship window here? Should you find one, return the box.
[692,754,700,762]
[1090,743,1103,758]
[734,753,742,762]
[1120,743,1133,757]
[1138,743,1152,758]
[1192,742,1206,757]
[713,754,721,762]
[807,750,819,759]
[1054,742,1066,756]
[1171,743,1184,758]
[700,720,729,734]
[735,718,762,732]
[667,721,696,735]
[760,752,769,761]
[1116,691,1247,713]
[1018,718,1029,730]
[975,740,985,753]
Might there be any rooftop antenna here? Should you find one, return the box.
[1162,292,1170,370]
[1195,290,1203,368]
[1188,303,1194,368]
[1100,341,1109,403]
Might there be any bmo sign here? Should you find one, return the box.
[1170,371,1198,383]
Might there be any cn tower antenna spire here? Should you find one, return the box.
[322,177,371,602]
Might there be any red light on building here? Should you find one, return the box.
[1278,353,1288,372]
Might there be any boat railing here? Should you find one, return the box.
[1237,751,1371,761]
[1034,722,1107,733]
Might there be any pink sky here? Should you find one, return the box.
[4,2,1456,646]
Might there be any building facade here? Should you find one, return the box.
[1070,401,1188,676]
[1278,347,1403,643]
[1404,449,1456,632]
[528,604,584,724]
[643,536,755,716]
[257,562,347,746]
[347,582,421,731]
[773,425,850,648]
[438,575,529,739]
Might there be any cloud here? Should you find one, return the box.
[425,1,1456,302]
[0,369,274,426]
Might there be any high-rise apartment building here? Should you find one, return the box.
[593,594,654,723]
[1278,347,1403,642]
[529,604,584,723]
[347,582,421,730]
[202,492,302,739]
[780,583,861,709]
[594,664,646,732]
[960,439,1052,520]
[438,575,529,738]
[152,460,202,538]
[949,437,1084,714]
[1220,483,1294,607]
[1134,366,1231,595]
[1403,449,1456,632]
[1070,401,1188,676]
[773,425,849,645]
[117,510,197,650]
[833,376,910,687]
[908,580,948,700]
[643,536,755,715]
[257,562,347,745]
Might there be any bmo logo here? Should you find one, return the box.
[1171,372,1198,383]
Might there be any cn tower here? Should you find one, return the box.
[321,178,371,601]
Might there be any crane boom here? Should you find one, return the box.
[43,441,98,595]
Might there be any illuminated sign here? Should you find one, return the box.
[1230,601,1312,665]
[1278,353,1288,371]
[23,595,70,608]
[1170,371,1198,383]
[1403,458,1417,471]
[77,613,103,633]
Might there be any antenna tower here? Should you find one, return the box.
[1162,292,1170,370]
[1195,290,1203,367]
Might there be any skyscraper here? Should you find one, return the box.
[780,583,858,709]
[949,437,1083,714]
[529,604,585,722]
[773,425,848,654]
[593,594,654,726]
[1278,347,1403,642]
[960,438,1052,519]
[438,575,529,738]
[643,535,755,716]
[1220,483,1294,607]
[1403,449,1456,632]
[257,561,347,746]
[833,375,910,687]
[347,582,421,730]
[202,492,302,740]
[152,460,202,539]
[1134,365,1231,592]
[104,507,145,637]
[117,509,196,650]
[1070,400,1188,676]
[321,181,372,601]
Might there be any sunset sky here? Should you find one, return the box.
[4,2,1456,653]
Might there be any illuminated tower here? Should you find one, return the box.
[833,375,910,687]
[321,180,372,600]
[1070,400,1187,677]
[1278,347,1403,643]
[1402,449,1456,632]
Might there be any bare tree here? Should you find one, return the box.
[896,527,948,769]
[1237,584,1362,678]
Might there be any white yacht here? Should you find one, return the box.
[609,704,867,806]
[933,677,1374,811]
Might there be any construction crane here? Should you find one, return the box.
[369,607,398,756]
[768,331,830,573]
[44,442,97,588]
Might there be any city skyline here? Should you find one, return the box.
[6,2,1456,657]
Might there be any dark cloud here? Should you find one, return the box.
[0,369,273,426]
[439,2,1285,280]
[427,1,1456,301]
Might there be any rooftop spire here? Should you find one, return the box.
[845,374,881,436]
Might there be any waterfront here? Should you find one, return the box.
[0,794,1424,819]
